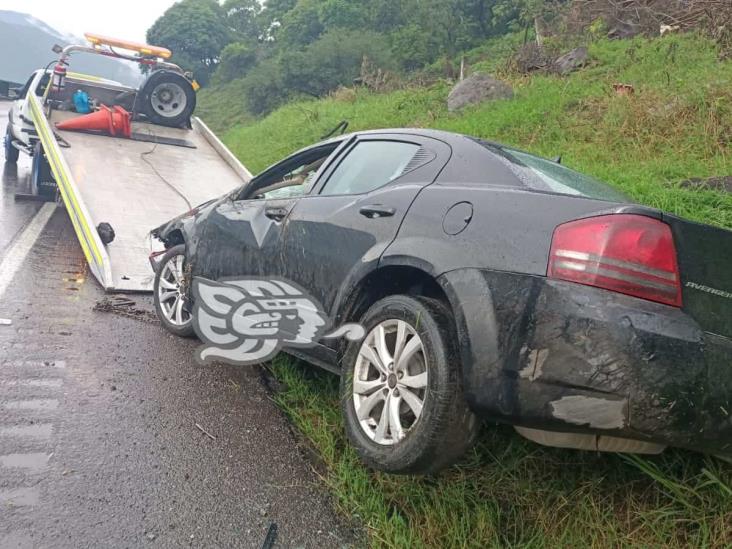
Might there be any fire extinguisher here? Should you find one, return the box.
[51,60,68,93]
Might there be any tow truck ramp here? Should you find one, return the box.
[28,92,251,292]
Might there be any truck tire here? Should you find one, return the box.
[31,142,56,200]
[4,126,19,163]
[153,244,195,337]
[340,295,479,475]
[138,71,196,128]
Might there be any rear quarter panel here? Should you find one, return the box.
[382,185,627,276]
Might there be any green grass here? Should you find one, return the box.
[269,356,731,548]
[196,78,254,135]
[204,34,732,547]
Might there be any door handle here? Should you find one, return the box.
[264,207,288,222]
[359,205,396,219]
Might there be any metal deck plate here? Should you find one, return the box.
[50,111,247,291]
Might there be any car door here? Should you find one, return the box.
[192,142,343,282]
[280,133,452,320]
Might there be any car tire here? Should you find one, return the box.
[4,126,19,163]
[138,71,196,128]
[31,142,56,200]
[340,295,479,475]
[153,244,195,338]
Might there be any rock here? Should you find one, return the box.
[608,21,641,40]
[553,47,589,75]
[447,74,513,112]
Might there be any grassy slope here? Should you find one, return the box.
[207,35,732,547]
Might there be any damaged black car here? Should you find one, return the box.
[151,129,732,474]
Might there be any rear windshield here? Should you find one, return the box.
[477,140,629,202]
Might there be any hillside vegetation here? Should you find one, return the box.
[197,33,732,548]
[216,34,731,228]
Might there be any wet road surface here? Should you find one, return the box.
[0,102,40,256]
[0,100,356,548]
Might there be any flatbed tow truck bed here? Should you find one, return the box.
[28,92,251,291]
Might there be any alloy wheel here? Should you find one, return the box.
[157,254,191,327]
[352,319,428,445]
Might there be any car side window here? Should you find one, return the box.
[238,144,339,200]
[17,74,35,100]
[34,73,51,96]
[319,140,420,196]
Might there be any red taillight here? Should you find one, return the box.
[548,214,682,307]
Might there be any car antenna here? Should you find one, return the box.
[320,120,349,140]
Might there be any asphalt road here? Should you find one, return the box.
[0,101,355,548]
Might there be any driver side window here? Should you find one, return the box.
[239,143,340,201]
[17,74,35,100]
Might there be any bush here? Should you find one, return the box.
[214,42,257,84]
[240,62,290,115]
[280,29,396,98]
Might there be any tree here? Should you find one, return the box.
[223,0,262,42]
[147,0,232,85]
[389,24,442,71]
[215,42,258,83]
[317,0,365,30]
[240,62,289,115]
[276,0,324,46]
[280,29,395,97]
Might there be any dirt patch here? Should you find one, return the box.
[93,295,160,323]
[679,176,732,193]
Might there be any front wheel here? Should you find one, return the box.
[153,244,195,337]
[340,295,479,475]
[4,126,19,163]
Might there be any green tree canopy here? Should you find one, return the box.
[214,42,258,83]
[148,0,561,115]
[222,0,263,42]
[147,0,232,84]
[279,29,395,98]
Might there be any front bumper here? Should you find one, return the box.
[439,268,732,457]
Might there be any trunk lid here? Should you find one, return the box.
[665,214,732,338]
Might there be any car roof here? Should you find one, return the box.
[317,127,482,147]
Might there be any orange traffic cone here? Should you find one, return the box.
[55,105,131,138]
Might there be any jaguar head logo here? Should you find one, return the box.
[191,277,364,365]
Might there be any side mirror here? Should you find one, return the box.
[52,44,64,54]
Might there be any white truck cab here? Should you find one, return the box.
[4,69,49,161]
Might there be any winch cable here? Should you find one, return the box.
[139,129,192,211]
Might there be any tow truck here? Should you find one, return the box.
[3,34,252,291]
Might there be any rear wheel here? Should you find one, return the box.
[340,295,479,474]
[153,244,195,337]
[31,142,56,200]
[4,126,19,163]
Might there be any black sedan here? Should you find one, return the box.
[151,129,732,474]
